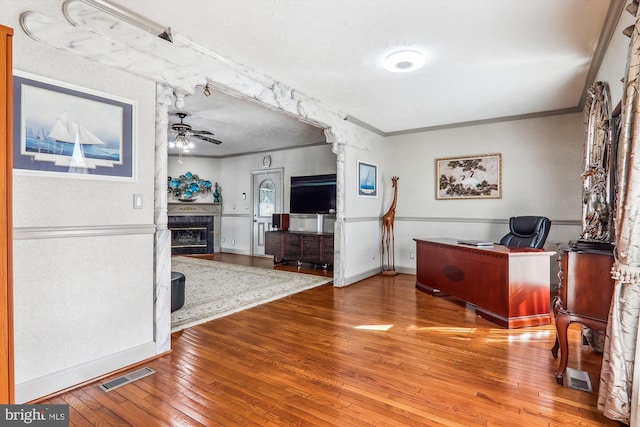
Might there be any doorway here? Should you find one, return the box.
[252,168,284,256]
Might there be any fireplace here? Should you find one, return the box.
[168,203,221,255]
[168,215,213,254]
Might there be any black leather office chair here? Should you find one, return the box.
[499,216,551,249]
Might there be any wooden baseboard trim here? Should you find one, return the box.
[25,349,172,404]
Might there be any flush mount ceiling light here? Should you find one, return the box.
[383,50,426,73]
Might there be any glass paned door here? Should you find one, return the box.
[252,169,283,255]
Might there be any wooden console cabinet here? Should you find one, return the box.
[414,238,555,328]
[551,242,615,385]
[265,231,334,267]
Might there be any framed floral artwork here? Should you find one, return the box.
[436,153,502,199]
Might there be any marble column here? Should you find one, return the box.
[328,128,346,287]
[154,84,173,353]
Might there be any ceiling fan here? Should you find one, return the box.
[169,112,222,145]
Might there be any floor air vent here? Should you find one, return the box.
[566,367,593,393]
[99,367,155,392]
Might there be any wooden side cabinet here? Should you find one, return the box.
[265,231,334,268]
[551,242,615,385]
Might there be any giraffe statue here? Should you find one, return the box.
[381,176,399,273]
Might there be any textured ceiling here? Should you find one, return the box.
[168,89,326,158]
[119,0,617,157]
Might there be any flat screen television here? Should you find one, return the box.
[290,174,336,214]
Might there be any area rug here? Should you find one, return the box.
[170,256,333,332]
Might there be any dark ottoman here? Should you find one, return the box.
[171,272,185,312]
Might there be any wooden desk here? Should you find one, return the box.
[414,238,555,328]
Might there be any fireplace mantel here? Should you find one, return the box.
[167,202,221,217]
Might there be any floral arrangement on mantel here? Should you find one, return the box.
[167,172,216,202]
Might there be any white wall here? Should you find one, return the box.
[384,114,584,220]
[595,6,635,106]
[173,143,337,255]
[341,139,389,283]
[4,1,157,402]
[171,111,586,286]
[342,113,586,285]
[167,155,222,204]
[220,144,336,254]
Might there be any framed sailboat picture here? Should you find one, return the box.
[13,71,135,179]
[357,160,377,197]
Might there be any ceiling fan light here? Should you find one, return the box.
[174,133,189,149]
[383,50,426,73]
[168,112,222,163]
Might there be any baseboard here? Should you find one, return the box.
[396,266,416,275]
[15,342,157,403]
[342,266,384,287]
[220,247,251,255]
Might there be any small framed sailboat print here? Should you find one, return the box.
[357,161,378,197]
[13,71,134,179]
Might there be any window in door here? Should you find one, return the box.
[259,179,276,217]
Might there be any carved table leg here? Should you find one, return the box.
[550,295,562,359]
[554,312,571,385]
[551,336,559,359]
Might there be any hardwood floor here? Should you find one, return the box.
[41,254,618,426]
[189,252,334,278]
